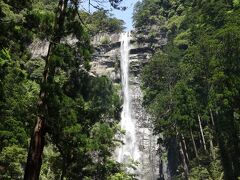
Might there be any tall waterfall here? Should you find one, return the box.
[117,32,140,166]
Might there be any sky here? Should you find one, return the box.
[81,0,140,31]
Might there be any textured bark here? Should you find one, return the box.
[24,116,46,180]
[24,0,68,179]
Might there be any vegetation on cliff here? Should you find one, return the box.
[0,0,128,179]
[1,0,240,179]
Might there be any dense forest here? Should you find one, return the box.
[134,0,240,179]
[0,0,132,179]
[0,0,240,179]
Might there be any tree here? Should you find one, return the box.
[138,0,240,179]
[24,0,125,179]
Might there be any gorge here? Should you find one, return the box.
[1,1,239,179]
[29,30,162,179]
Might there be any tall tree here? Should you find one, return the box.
[137,0,240,179]
[24,0,124,179]
[24,1,69,179]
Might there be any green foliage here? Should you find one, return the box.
[0,0,126,179]
[0,49,38,149]
[81,10,125,35]
[40,144,61,180]
[189,166,211,180]
[26,0,56,39]
[0,0,33,56]
[166,15,185,30]
[46,69,122,178]
[233,0,240,7]
[139,0,240,179]
[100,36,111,44]
[0,48,38,178]
[107,172,132,180]
[0,145,27,179]
[173,30,190,49]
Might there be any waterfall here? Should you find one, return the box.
[115,32,160,180]
[117,32,140,166]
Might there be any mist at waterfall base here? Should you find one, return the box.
[115,32,141,174]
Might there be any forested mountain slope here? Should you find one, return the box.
[0,0,240,179]
[133,0,240,179]
[0,0,132,179]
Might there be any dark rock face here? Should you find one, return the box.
[129,47,154,55]
[167,137,179,177]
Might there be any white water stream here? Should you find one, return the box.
[117,32,140,166]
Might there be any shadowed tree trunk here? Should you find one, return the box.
[190,127,198,159]
[180,134,189,164]
[214,111,235,180]
[179,137,189,180]
[198,114,206,151]
[209,109,215,126]
[209,109,216,159]
[176,130,189,180]
[227,111,240,179]
[24,0,68,179]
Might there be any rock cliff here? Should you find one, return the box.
[90,32,167,180]
[29,30,169,180]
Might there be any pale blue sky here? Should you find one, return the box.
[81,0,140,31]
